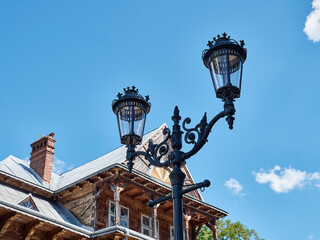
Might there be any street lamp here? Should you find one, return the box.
[112,33,247,240]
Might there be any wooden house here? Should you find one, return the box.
[0,124,227,240]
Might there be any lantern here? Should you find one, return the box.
[202,33,247,99]
[112,86,151,146]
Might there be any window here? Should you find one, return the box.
[170,226,174,240]
[109,201,129,228]
[141,215,159,238]
[18,196,38,211]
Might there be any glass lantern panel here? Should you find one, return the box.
[117,101,146,145]
[229,54,243,92]
[133,108,146,137]
[209,54,229,92]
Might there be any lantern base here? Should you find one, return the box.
[216,86,240,99]
[121,134,142,146]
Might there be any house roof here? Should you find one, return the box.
[0,182,87,231]
[0,125,162,192]
[56,124,160,190]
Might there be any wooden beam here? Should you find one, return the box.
[120,186,136,195]
[184,202,221,220]
[46,227,62,239]
[73,237,89,240]
[206,218,217,240]
[117,175,163,198]
[162,204,173,212]
[0,213,22,237]
[154,186,163,192]
[24,222,45,240]
[194,224,203,239]
[131,191,144,200]
[21,220,41,239]
[51,229,67,240]
[0,212,16,230]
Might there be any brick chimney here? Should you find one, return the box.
[30,133,56,183]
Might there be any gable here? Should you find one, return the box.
[151,167,171,185]
[18,194,38,211]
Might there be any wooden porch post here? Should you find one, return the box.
[192,224,202,240]
[183,210,193,240]
[109,179,128,226]
[206,219,217,240]
[113,180,121,225]
[152,204,159,239]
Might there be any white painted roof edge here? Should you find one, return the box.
[0,168,54,194]
[0,199,156,239]
[185,194,229,216]
[55,163,126,192]
[0,199,91,237]
[0,124,167,193]
[93,225,155,239]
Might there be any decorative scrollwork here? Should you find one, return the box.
[182,113,208,145]
[147,127,171,162]
[135,127,173,168]
[182,111,225,161]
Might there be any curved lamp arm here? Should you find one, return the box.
[126,127,173,172]
[182,111,225,161]
[134,151,171,168]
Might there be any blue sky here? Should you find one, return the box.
[1,1,320,239]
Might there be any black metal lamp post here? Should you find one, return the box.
[112,33,247,240]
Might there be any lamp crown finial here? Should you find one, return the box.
[124,85,139,94]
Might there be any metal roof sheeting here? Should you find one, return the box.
[0,183,84,228]
[0,126,163,192]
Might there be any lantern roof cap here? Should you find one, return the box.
[202,33,247,68]
[112,86,151,114]
[206,32,245,48]
[114,86,150,102]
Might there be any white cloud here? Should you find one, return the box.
[224,178,244,195]
[52,156,67,175]
[308,234,314,239]
[304,0,320,42]
[254,166,320,193]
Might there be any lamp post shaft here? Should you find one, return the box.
[170,163,186,240]
[169,106,186,240]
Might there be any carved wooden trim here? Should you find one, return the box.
[108,179,129,226]
[24,222,44,240]
[206,218,217,240]
[51,229,67,240]
[184,209,194,240]
[0,213,22,238]
[184,202,221,220]
[194,224,203,239]
[152,204,159,239]
[21,220,42,239]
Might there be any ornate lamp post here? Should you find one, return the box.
[112,33,247,240]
